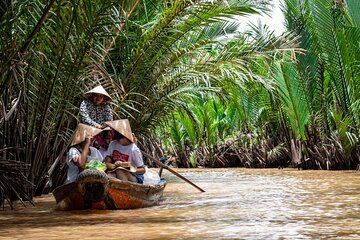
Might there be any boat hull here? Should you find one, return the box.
[53,170,166,210]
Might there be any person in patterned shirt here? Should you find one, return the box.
[79,85,113,129]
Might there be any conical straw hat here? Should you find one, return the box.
[105,119,134,143]
[84,85,112,102]
[70,123,104,146]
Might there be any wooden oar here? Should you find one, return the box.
[141,151,205,192]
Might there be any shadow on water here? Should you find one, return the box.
[1,168,360,240]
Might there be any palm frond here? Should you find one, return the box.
[271,61,309,140]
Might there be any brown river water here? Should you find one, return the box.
[1,168,360,240]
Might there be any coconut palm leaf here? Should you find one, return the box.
[330,109,359,159]
[345,0,360,26]
[272,61,309,140]
[282,0,325,119]
[169,114,185,151]
[283,0,360,135]
[267,143,288,163]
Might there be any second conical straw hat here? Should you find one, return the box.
[105,119,134,143]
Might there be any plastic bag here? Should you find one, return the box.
[85,159,107,171]
[143,166,161,185]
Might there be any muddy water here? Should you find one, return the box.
[1,168,360,240]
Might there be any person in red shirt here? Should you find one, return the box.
[104,119,145,183]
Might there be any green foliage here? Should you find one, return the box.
[188,151,198,168]
[282,0,360,168]
[272,61,309,140]
[103,0,271,135]
[283,0,360,136]
[330,109,359,159]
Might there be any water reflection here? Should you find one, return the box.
[1,168,360,239]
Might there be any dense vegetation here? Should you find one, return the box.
[0,0,359,208]
[159,0,360,170]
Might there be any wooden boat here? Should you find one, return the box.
[53,169,166,210]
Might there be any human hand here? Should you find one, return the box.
[73,156,81,165]
[84,137,93,146]
[114,161,130,167]
[95,124,102,129]
[104,156,112,163]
